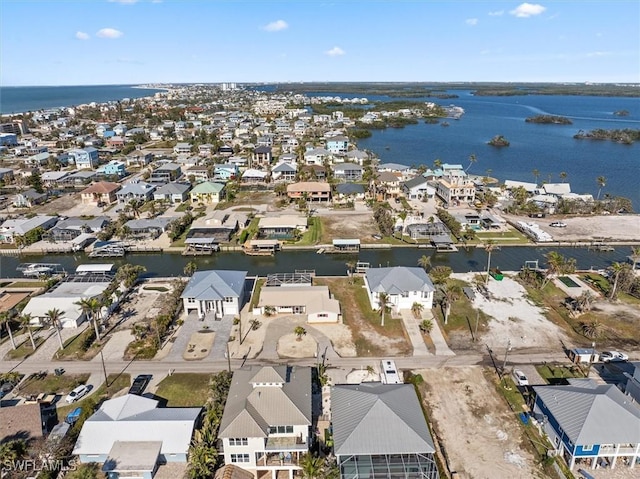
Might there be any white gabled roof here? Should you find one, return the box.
[365,266,435,295]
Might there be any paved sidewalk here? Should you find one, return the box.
[399,310,431,356]
[427,311,456,356]
[98,330,134,362]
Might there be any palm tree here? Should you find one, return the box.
[430,265,452,286]
[532,169,540,184]
[19,313,36,349]
[417,254,432,272]
[378,292,391,327]
[45,308,64,351]
[559,171,568,183]
[294,326,307,341]
[465,153,477,173]
[0,312,16,350]
[127,199,143,219]
[484,240,496,285]
[419,319,434,334]
[183,261,197,277]
[607,262,629,300]
[75,298,101,340]
[580,319,603,339]
[441,285,462,324]
[433,158,442,169]
[365,365,376,379]
[300,453,324,479]
[575,291,595,313]
[396,210,408,239]
[411,302,424,319]
[542,251,576,287]
[596,176,606,200]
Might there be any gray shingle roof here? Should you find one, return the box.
[181,270,247,301]
[534,382,640,445]
[331,383,435,456]
[365,267,435,295]
[218,366,311,439]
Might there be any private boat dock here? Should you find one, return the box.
[243,239,281,256]
[16,263,66,277]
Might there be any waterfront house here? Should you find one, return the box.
[181,269,247,318]
[286,182,331,202]
[124,217,173,239]
[258,215,307,239]
[116,181,156,204]
[435,176,476,206]
[68,147,99,169]
[257,285,341,323]
[331,382,439,479]
[218,366,312,478]
[80,181,121,205]
[326,135,349,154]
[624,362,640,402]
[364,266,435,313]
[48,216,110,242]
[332,163,363,182]
[24,152,50,167]
[97,160,127,178]
[345,149,368,165]
[150,162,182,183]
[300,164,326,181]
[533,379,640,471]
[0,215,58,243]
[376,171,403,198]
[73,394,201,479]
[190,181,225,205]
[42,171,70,187]
[153,182,191,204]
[304,147,331,166]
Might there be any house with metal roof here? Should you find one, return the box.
[73,394,201,479]
[364,266,435,312]
[181,269,247,319]
[218,366,312,479]
[332,163,363,182]
[331,382,439,479]
[116,181,156,204]
[190,181,226,205]
[402,176,436,200]
[533,379,640,471]
[153,182,191,204]
[257,285,341,323]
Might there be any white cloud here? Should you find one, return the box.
[108,0,139,4]
[510,3,546,18]
[488,10,504,16]
[586,51,612,58]
[96,28,124,39]
[325,46,345,57]
[466,18,478,26]
[263,20,288,32]
[75,31,90,40]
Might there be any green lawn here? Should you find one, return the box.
[155,373,211,407]
[296,217,322,245]
[56,373,131,419]
[56,327,100,361]
[536,363,585,384]
[7,281,47,288]
[18,373,90,396]
[433,279,490,338]
[249,278,266,310]
[4,335,45,360]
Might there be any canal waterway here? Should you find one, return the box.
[1,246,632,279]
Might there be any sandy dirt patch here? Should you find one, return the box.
[345,368,381,383]
[310,323,357,357]
[227,315,267,359]
[503,214,640,241]
[318,211,380,244]
[418,367,541,479]
[277,333,317,358]
[453,273,568,350]
[183,330,215,360]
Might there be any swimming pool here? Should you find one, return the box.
[558,276,580,288]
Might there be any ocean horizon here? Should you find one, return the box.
[0,84,165,114]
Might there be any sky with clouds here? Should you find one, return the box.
[1,0,638,85]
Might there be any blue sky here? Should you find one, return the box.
[1,0,638,85]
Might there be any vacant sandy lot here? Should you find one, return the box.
[454,273,569,350]
[318,211,381,244]
[418,367,543,479]
[503,214,640,242]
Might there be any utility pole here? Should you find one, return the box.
[226,342,231,373]
[100,351,108,387]
[501,339,512,388]
[474,309,480,341]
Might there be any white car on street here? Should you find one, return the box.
[65,385,89,403]
[600,351,629,363]
[512,369,529,386]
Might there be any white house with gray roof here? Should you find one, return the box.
[331,382,439,479]
[218,366,312,479]
[73,394,201,479]
[533,379,640,471]
[181,269,247,319]
[364,266,435,312]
